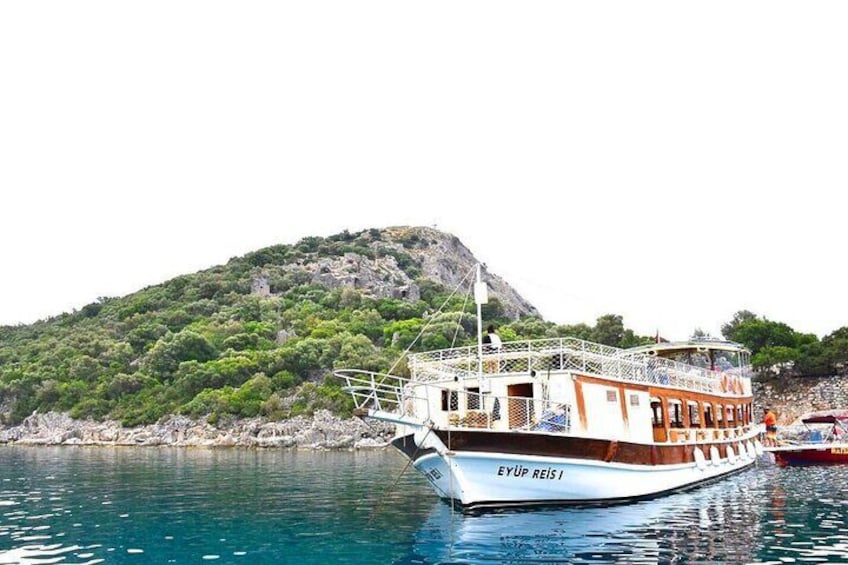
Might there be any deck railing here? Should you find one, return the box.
[337,369,571,434]
[337,369,759,440]
[408,337,751,396]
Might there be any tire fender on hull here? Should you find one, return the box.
[693,448,707,470]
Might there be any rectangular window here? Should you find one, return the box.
[670,401,684,428]
[607,390,618,402]
[466,387,480,410]
[630,394,640,406]
[688,403,701,426]
[441,390,458,411]
[651,399,664,427]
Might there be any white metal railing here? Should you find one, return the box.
[337,369,758,441]
[337,369,572,434]
[408,337,751,397]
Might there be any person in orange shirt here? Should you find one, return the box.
[763,407,778,447]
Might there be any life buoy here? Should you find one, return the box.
[746,441,756,459]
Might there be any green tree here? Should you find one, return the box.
[592,314,625,347]
[143,330,217,381]
[721,310,758,342]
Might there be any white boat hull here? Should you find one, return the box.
[412,447,757,507]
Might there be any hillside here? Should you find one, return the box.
[1,226,651,429]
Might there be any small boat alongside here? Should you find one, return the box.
[766,414,848,466]
[337,270,762,508]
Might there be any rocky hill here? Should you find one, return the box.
[272,225,538,320]
[0,225,545,437]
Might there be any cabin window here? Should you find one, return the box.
[466,387,480,410]
[688,402,701,427]
[704,404,714,427]
[651,399,664,427]
[606,390,618,403]
[669,401,684,428]
[630,394,640,406]
[716,404,724,426]
[441,390,458,411]
[736,405,744,424]
[726,405,735,424]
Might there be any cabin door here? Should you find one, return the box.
[507,383,534,429]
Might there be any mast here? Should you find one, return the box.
[474,263,488,380]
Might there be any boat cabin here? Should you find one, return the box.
[401,337,753,447]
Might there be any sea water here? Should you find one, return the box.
[1,447,847,564]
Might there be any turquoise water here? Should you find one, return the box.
[1,447,848,564]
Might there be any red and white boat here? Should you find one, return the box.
[767,414,848,466]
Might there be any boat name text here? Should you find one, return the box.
[497,465,564,480]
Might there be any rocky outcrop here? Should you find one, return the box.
[280,226,538,321]
[308,252,421,302]
[384,226,538,321]
[0,411,394,449]
[753,375,848,425]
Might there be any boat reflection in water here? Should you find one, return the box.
[399,469,767,564]
[398,462,848,564]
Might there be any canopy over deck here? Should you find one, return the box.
[802,414,848,425]
[626,338,750,357]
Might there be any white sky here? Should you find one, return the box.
[2,1,847,341]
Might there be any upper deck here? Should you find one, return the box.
[409,336,752,397]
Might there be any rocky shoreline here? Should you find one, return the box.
[0,410,394,449]
[3,375,842,450]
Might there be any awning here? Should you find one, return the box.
[802,414,848,425]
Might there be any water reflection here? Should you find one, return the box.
[757,464,848,564]
[401,463,848,564]
[4,448,848,564]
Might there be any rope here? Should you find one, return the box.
[367,425,434,525]
[386,264,477,376]
[449,277,474,349]
[370,264,477,535]
[448,425,455,558]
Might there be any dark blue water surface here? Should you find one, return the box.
[1,447,847,564]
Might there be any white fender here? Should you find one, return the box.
[710,446,721,466]
[746,441,756,460]
[726,446,736,464]
[693,447,707,470]
[754,439,764,456]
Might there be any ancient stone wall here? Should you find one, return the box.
[753,376,848,425]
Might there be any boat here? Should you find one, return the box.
[337,268,762,508]
[766,414,848,466]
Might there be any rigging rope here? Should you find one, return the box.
[366,425,435,525]
[449,276,473,350]
[385,264,477,376]
[368,264,478,529]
